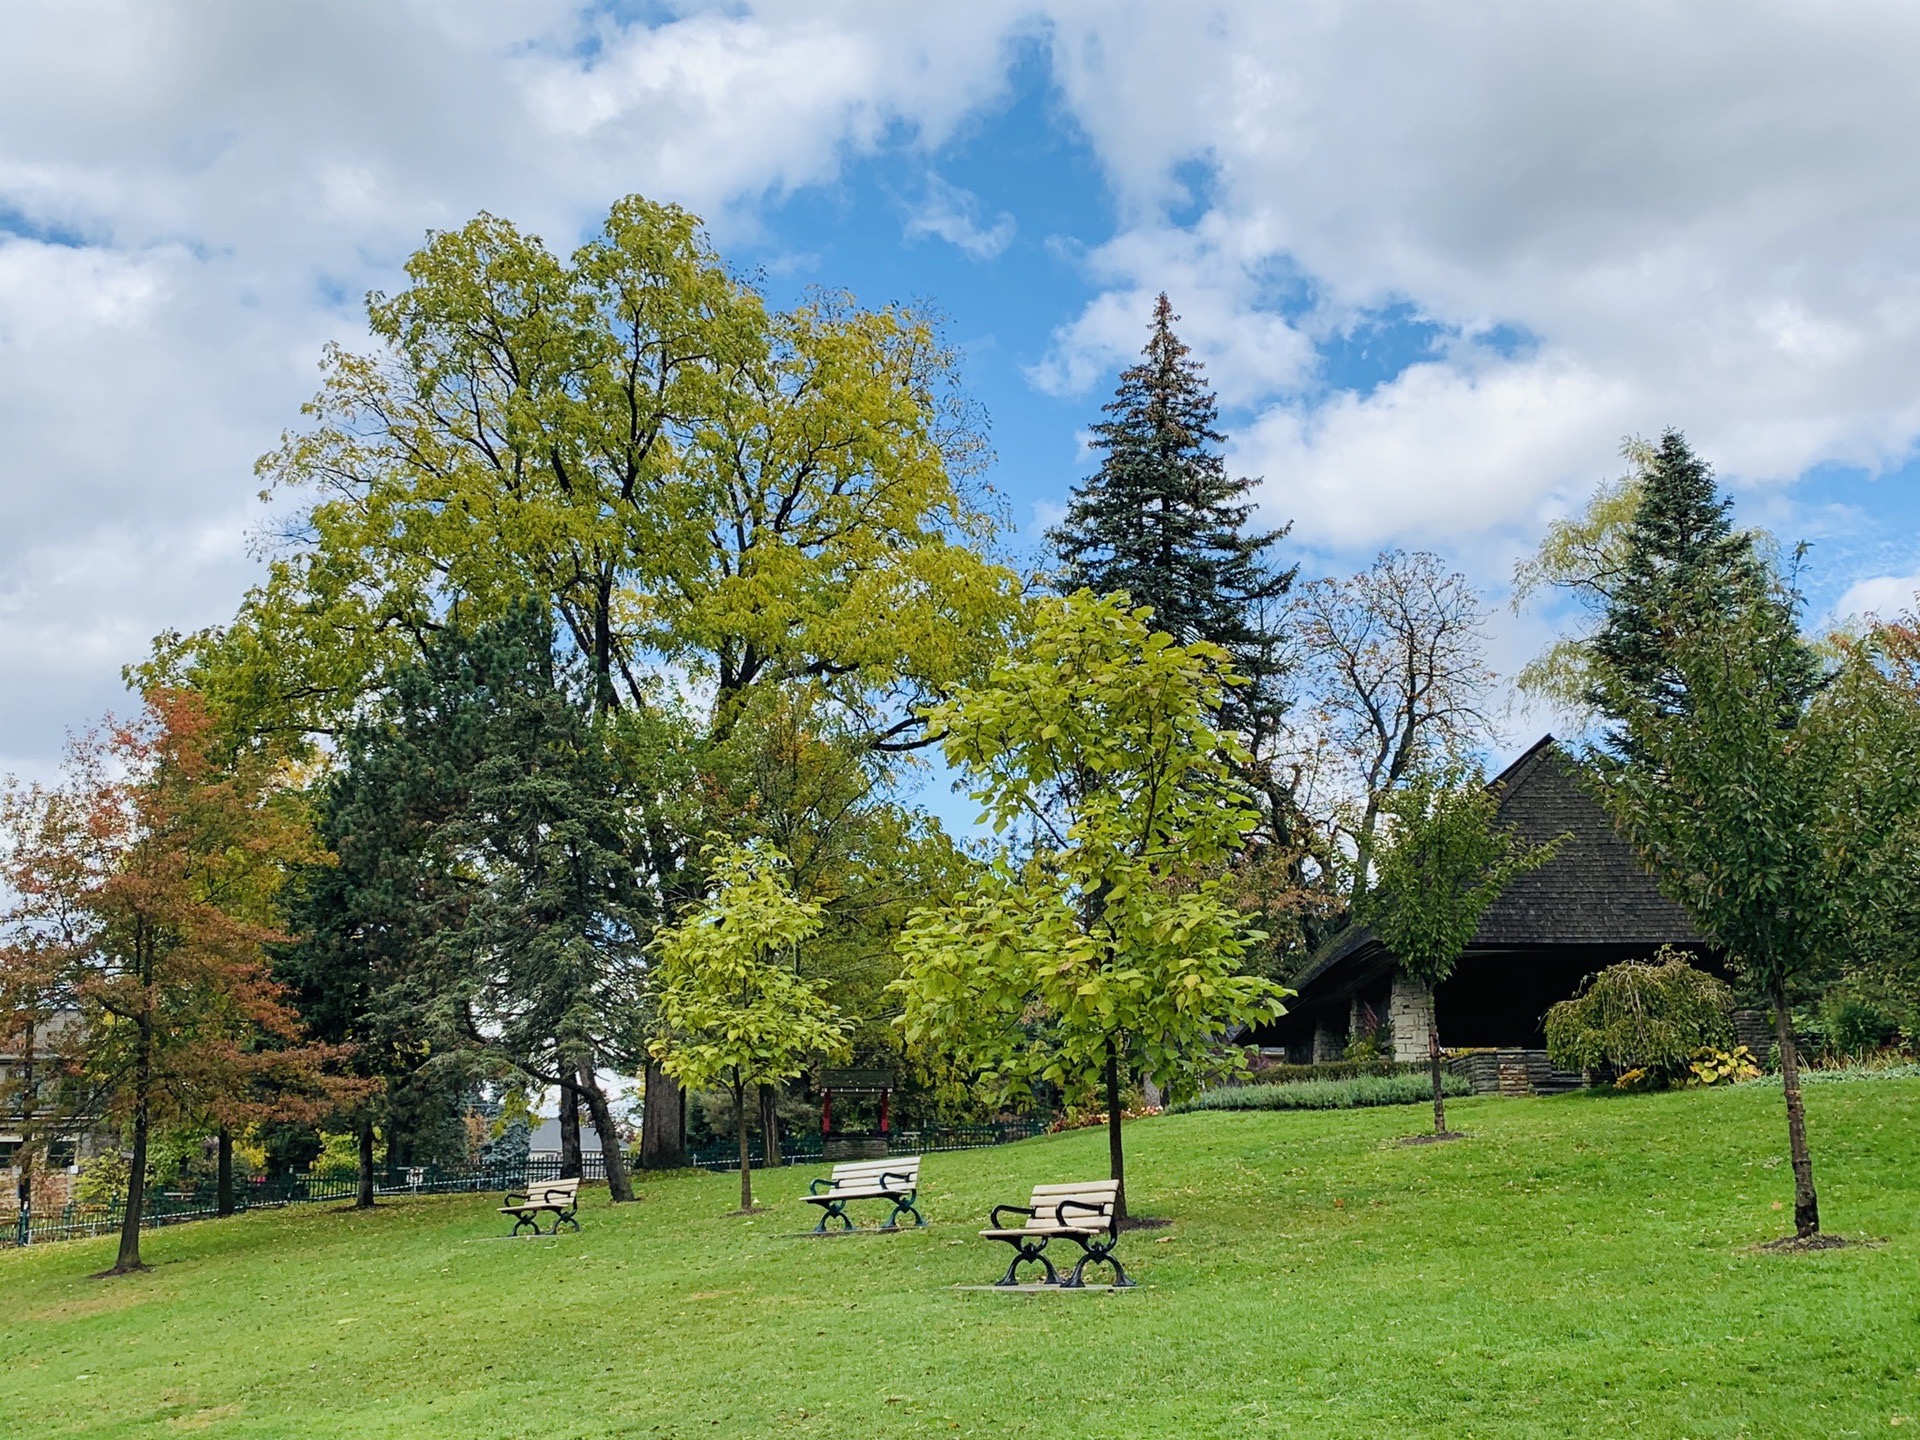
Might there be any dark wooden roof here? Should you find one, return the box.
[1293,736,1701,996]
[1475,735,1700,947]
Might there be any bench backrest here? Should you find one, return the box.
[1026,1180,1119,1231]
[524,1177,580,1204]
[826,1156,920,1188]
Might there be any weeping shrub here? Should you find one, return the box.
[1545,950,1734,1085]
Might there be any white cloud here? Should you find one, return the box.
[8,0,1920,775]
[0,237,169,338]
[1236,352,1634,548]
[903,175,1014,260]
[1027,220,1315,404]
[0,0,1028,768]
[1833,574,1920,623]
[1034,1,1920,550]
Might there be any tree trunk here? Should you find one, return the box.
[734,1075,754,1213]
[1105,1042,1127,1224]
[1771,979,1820,1237]
[639,1059,687,1170]
[1429,1021,1448,1136]
[759,1083,782,1168]
[575,1063,635,1203]
[216,1127,234,1217]
[113,1051,151,1273]
[355,1113,376,1209]
[558,1079,583,1180]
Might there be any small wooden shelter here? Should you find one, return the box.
[1247,737,1712,1082]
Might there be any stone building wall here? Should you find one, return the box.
[1388,973,1434,1063]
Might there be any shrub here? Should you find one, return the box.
[1821,994,1900,1059]
[1174,1072,1472,1113]
[72,1150,129,1208]
[1545,950,1734,1085]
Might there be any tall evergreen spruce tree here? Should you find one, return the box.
[1588,429,1812,735]
[1048,294,1294,734]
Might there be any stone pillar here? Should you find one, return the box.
[1311,1013,1344,1064]
[1388,971,1434,1064]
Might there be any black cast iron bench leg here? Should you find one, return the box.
[995,1239,1060,1287]
[1060,1236,1133,1289]
[812,1200,855,1233]
[882,1194,926,1230]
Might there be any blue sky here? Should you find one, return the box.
[4,2,1920,787]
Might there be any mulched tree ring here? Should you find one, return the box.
[1757,1232,1868,1254]
[1398,1132,1468,1147]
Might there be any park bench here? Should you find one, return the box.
[804,1156,924,1232]
[499,1176,581,1236]
[979,1179,1133,1288]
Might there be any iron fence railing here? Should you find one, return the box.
[0,1122,1047,1247]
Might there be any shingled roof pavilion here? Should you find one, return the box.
[1249,736,1711,1072]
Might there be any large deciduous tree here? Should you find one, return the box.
[146,196,1013,753]
[1290,550,1497,905]
[141,197,1018,1164]
[1818,615,1920,1037]
[894,591,1286,1220]
[647,843,851,1213]
[1360,768,1560,1136]
[0,691,344,1272]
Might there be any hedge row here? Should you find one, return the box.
[1240,1057,1430,1085]
[1176,1071,1473,1112]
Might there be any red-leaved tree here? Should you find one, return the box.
[0,690,351,1273]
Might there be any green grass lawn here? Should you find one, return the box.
[4,1080,1917,1440]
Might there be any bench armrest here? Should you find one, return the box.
[502,1191,530,1206]
[1055,1198,1113,1232]
[878,1170,915,1191]
[989,1203,1036,1229]
[807,1177,833,1195]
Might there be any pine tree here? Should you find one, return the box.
[1588,429,1811,731]
[1047,294,1294,728]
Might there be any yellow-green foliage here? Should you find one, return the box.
[647,842,852,1096]
[895,591,1286,1107]
[137,196,1018,750]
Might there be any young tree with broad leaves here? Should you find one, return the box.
[647,843,851,1213]
[1594,569,1869,1240]
[894,591,1286,1221]
[1360,768,1561,1137]
[0,691,347,1272]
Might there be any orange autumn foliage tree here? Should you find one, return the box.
[0,690,353,1273]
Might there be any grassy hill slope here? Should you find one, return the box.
[3,1079,1916,1439]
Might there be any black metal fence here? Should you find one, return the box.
[0,1122,1046,1248]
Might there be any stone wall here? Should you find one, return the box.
[1388,973,1434,1063]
